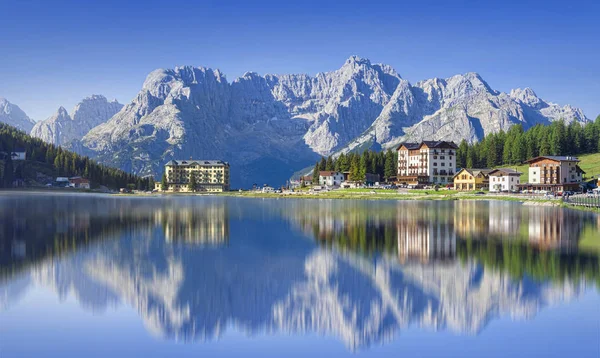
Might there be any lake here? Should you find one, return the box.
[0,192,598,357]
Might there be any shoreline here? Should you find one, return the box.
[3,187,598,212]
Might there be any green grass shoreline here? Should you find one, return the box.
[4,187,598,213]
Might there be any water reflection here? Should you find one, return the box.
[0,194,598,351]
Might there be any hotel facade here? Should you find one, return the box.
[397,141,458,185]
[155,159,230,192]
[519,156,584,192]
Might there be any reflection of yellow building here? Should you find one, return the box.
[397,205,456,263]
[453,168,492,191]
[156,204,229,245]
[155,160,230,192]
[527,209,580,252]
[453,201,489,240]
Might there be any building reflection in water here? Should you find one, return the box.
[527,208,582,252]
[155,203,229,245]
[396,202,456,263]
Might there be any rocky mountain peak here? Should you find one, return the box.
[31,96,123,146]
[0,97,36,132]
[510,87,541,105]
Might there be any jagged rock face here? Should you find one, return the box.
[30,95,122,146]
[73,56,588,187]
[0,98,35,132]
[340,73,589,154]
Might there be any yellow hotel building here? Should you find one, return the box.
[453,168,492,191]
[155,159,230,192]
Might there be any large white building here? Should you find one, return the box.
[397,141,458,185]
[488,168,522,192]
[319,171,344,187]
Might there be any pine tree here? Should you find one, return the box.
[325,156,334,171]
[335,153,345,172]
[486,136,498,168]
[511,134,526,164]
[383,150,396,181]
[358,154,367,182]
[318,157,327,171]
[312,162,320,184]
[188,173,197,191]
[457,140,468,169]
[539,133,551,156]
[502,135,513,164]
[349,155,361,181]
[161,173,168,191]
[54,154,62,176]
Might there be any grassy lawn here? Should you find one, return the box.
[577,152,600,180]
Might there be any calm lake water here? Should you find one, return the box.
[0,193,599,357]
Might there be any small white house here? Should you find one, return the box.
[488,168,522,192]
[319,171,344,187]
[261,186,275,193]
[11,149,26,161]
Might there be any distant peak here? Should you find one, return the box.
[510,87,537,97]
[345,55,371,66]
[242,71,261,78]
[83,94,108,101]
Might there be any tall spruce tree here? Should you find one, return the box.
[161,173,168,191]
[188,173,197,191]
[383,150,396,181]
[325,156,334,171]
[312,162,320,184]
[318,157,327,171]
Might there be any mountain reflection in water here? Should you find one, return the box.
[0,194,598,351]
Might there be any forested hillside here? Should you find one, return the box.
[455,117,600,169]
[0,124,152,190]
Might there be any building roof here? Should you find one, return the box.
[397,142,420,150]
[453,168,492,178]
[488,168,522,176]
[525,156,580,163]
[165,160,229,167]
[397,141,458,150]
[319,171,339,176]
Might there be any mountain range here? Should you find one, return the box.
[0,56,590,187]
[30,95,123,146]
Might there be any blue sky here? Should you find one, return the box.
[0,0,598,121]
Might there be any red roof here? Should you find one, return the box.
[69,177,90,184]
[319,171,338,176]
